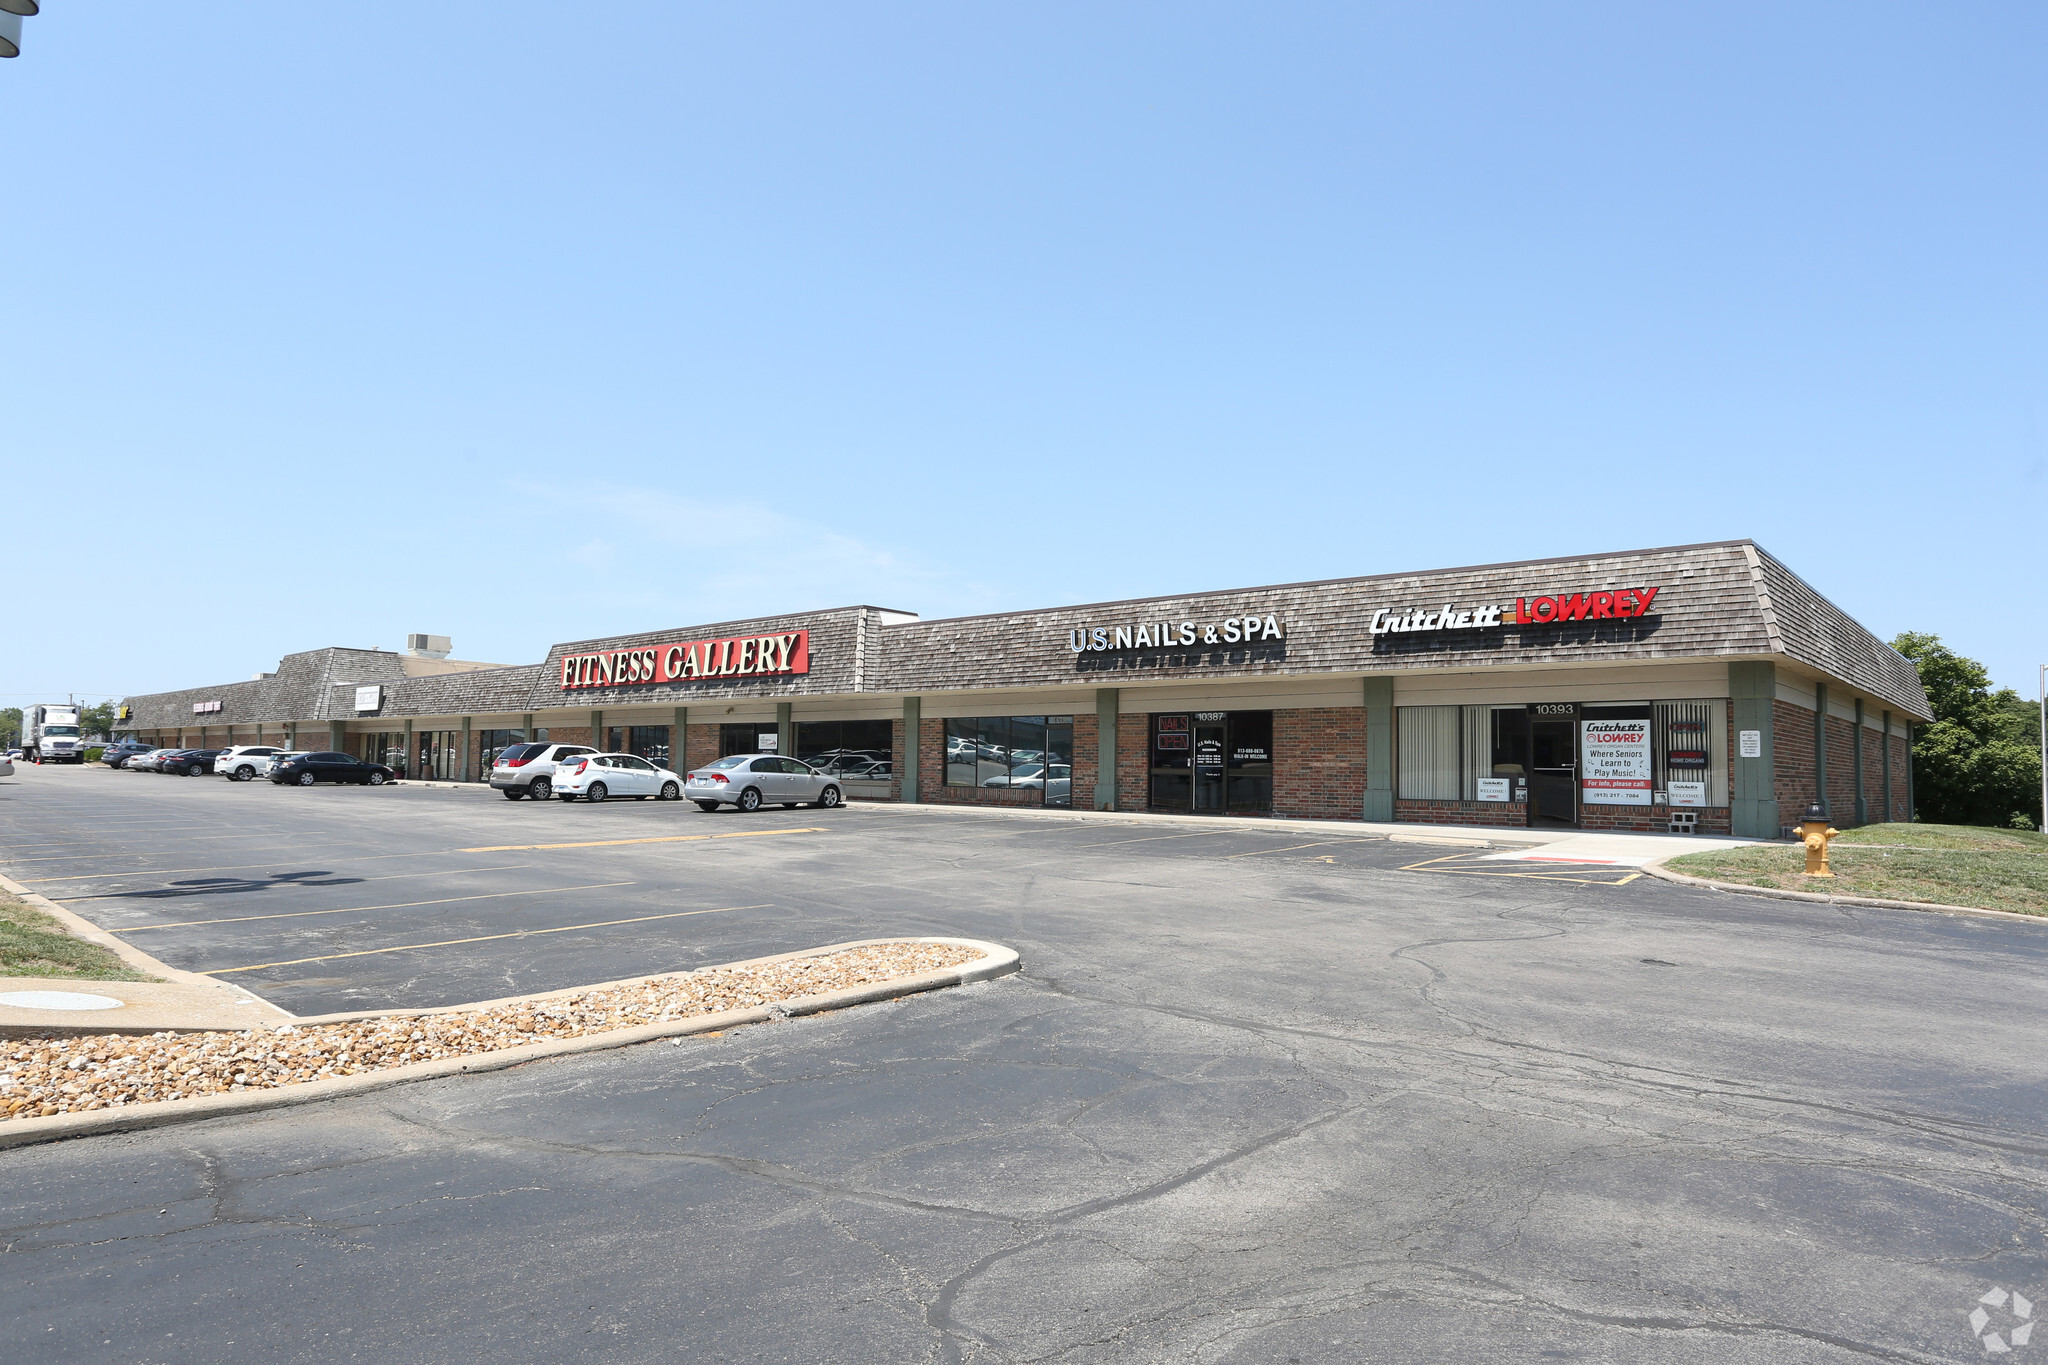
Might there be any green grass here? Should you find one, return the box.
[0,894,158,981]
[1667,822,2048,916]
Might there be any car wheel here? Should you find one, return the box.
[297,771,316,786]
[502,788,524,800]
[528,778,551,801]
[184,763,203,776]
[235,766,255,781]
[817,785,841,809]
[737,786,762,812]
[659,781,679,801]
[587,782,608,803]
[695,800,720,812]
[368,771,386,786]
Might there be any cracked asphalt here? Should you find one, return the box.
[3,764,2046,1363]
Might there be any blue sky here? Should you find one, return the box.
[3,3,2042,704]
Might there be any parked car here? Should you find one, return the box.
[212,745,285,781]
[269,752,395,786]
[263,751,308,775]
[684,754,841,812]
[488,742,598,801]
[549,752,683,803]
[127,748,182,772]
[167,748,226,777]
[0,753,13,778]
[99,740,156,768]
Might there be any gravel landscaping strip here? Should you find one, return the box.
[1,941,980,1122]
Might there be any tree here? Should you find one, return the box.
[78,701,118,739]
[1891,633,2042,829]
[0,707,19,748]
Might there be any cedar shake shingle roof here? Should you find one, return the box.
[115,542,1933,728]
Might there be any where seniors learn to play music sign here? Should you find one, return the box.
[1580,717,1652,806]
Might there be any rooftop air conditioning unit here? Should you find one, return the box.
[406,634,453,659]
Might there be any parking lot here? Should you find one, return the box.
[4,762,2046,1362]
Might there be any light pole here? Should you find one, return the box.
[2039,663,2046,833]
[0,1,39,60]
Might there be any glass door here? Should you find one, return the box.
[1527,704,1577,827]
[1192,714,1227,811]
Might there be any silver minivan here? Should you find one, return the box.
[684,754,841,812]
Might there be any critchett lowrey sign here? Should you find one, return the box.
[1370,586,1661,636]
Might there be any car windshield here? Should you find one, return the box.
[704,756,749,769]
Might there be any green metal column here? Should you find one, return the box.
[1362,676,1394,822]
[1094,688,1119,811]
[521,712,535,743]
[776,702,793,760]
[1813,682,1829,815]
[403,719,414,779]
[591,710,603,751]
[672,707,687,770]
[1729,661,1779,839]
[901,697,921,803]
[461,715,473,783]
[1881,709,1893,824]
[1852,698,1866,826]
[328,721,346,751]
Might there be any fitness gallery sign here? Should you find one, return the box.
[559,630,810,690]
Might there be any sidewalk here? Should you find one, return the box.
[846,797,1764,861]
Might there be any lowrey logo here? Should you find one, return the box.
[1370,586,1661,636]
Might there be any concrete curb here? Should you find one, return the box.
[0,936,1019,1151]
[0,872,289,1016]
[1640,859,2047,925]
[841,798,1560,848]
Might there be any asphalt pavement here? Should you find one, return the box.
[2,762,2044,1363]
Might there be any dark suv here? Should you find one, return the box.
[167,749,225,777]
[99,740,156,769]
[270,752,395,787]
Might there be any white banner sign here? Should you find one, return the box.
[1667,781,1707,808]
[354,685,383,713]
[1581,718,1652,806]
[1475,777,1512,802]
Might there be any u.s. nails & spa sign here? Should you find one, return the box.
[559,631,810,689]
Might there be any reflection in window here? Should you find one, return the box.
[943,716,1071,806]
[794,719,894,777]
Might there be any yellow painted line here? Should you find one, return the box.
[113,881,634,932]
[458,827,828,853]
[1222,839,1378,859]
[201,903,769,975]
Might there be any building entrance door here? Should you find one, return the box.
[1528,710,1578,827]
[1192,717,1227,811]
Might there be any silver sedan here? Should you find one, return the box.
[684,754,842,812]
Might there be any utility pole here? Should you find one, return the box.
[2039,663,2045,834]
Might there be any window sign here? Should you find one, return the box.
[1581,717,1653,806]
[1476,777,1512,802]
[756,733,778,751]
[1667,781,1708,807]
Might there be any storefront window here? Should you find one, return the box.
[1654,700,1727,807]
[794,720,893,779]
[478,729,532,773]
[605,726,670,765]
[720,723,777,757]
[1396,706,1459,800]
[943,716,1070,804]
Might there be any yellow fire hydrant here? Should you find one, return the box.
[1796,803,1839,877]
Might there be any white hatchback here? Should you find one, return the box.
[684,754,841,812]
[550,753,684,803]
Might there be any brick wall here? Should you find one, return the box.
[1773,698,1816,822]
[683,723,719,773]
[1888,730,1911,822]
[1072,713,1098,810]
[1396,798,1527,827]
[1273,708,1365,820]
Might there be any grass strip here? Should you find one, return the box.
[0,894,158,982]
[1667,822,2048,917]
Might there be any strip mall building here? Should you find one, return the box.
[114,541,1931,839]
